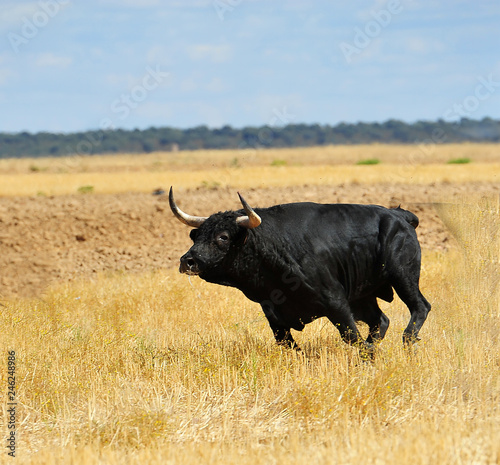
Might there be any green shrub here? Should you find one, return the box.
[356,158,380,165]
[447,157,471,164]
[201,181,221,190]
[77,185,94,194]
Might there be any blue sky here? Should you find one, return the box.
[1,0,499,134]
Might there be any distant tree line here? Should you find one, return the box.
[1,117,499,158]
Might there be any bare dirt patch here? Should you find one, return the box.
[1,182,498,297]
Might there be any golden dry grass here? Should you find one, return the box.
[1,143,499,174]
[1,193,499,464]
[0,163,499,197]
[0,143,499,197]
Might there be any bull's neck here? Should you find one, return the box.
[224,230,294,296]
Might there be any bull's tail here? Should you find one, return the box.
[394,206,419,229]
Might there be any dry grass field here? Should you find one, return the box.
[1,163,500,197]
[1,143,499,174]
[0,143,499,197]
[0,144,499,464]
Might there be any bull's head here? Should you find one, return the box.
[169,187,261,277]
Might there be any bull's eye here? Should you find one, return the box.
[216,232,229,246]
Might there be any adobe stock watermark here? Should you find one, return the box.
[415,73,500,155]
[391,72,500,183]
[65,64,170,156]
[339,0,403,64]
[213,0,244,21]
[7,0,70,54]
[108,65,170,121]
[443,74,500,121]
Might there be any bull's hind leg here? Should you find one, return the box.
[387,238,431,345]
[351,297,390,344]
[392,276,431,345]
[401,289,431,345]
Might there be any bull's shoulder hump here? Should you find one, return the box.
[253,203,392,229]
[257,202,387,211]
[256,202,388,216]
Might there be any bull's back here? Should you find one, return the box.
[256,202,417,237]
[256,202,402,244]
[253,202,417,301]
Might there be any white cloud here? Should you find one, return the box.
[195,102,227,128]
[162,0,213,7]
[180,78,198,92]
[146,45,174,64]
[246,93,302,125]
[178,76,227,94]
[36,53,73,68]
[356,0,401,22]
[106,73,136,88]
[134,101,174,120]
[100,0,214,9]
[0,68,15,86]
[206,77,226,93]
[0,53,14,86]
[187,44,233,63]
[0,3,39,33]
[406,37,446,54]
[100,0,162,7]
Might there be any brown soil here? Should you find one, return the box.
[1,183,498,297]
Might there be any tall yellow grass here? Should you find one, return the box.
[1,196,499,464]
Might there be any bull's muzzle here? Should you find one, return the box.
[179,252,201,276]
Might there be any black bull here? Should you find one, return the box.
[169,188,431,356]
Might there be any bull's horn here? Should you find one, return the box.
[236,193,261,229]
[169,187,208,227]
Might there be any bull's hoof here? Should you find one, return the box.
[276,340,301,351]
[359,342,376,362]
[402,334,421,346]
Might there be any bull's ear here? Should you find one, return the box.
[189,229,199,241]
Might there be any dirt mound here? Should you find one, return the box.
[0,183,498,297]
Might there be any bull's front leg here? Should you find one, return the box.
[260,303,300,350]
[326,297,375,360]
[336,320,375,361]
[266,319,300,350]
[351,297,390,344]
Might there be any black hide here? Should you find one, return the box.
[177,201,431,353]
